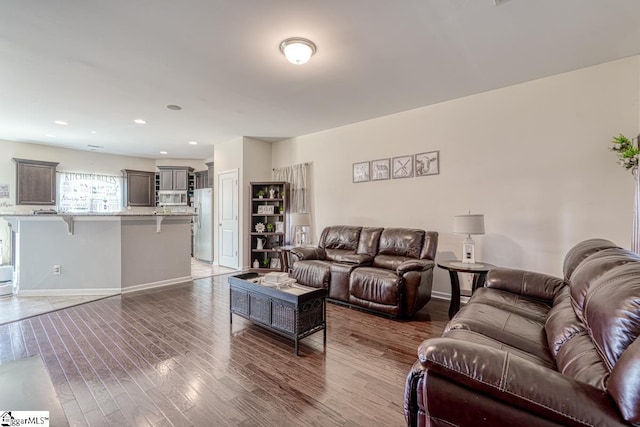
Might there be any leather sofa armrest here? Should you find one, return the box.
[397,259,435,276]
[290,247,326,261]
[418,338,626,426]
[486,267,564,302]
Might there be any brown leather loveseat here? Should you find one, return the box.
[290,225,438,318]
[404,238,640,426]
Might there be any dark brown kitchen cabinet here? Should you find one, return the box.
[206,161,214,187]
[12,158,59,205]
[195,170,209,189]
[157,166,192,190]
[123,169,155,207]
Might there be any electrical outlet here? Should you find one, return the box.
[53,265,61,275]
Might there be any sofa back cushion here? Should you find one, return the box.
[377,228,425,259]
[357,227,383,257]
[562,238,618,283]
[583,262,640,424]
[568,247,640,322]
[319,226,362,251]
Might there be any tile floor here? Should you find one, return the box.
[0,259,238,326]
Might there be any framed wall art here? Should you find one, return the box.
[353,161,370,183]
[415,151,439,176]
[371,158,390,181]
[275,221,284,233]
[392,155,414,179]
[257,205,275,214]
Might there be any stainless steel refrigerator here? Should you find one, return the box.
[193,188,214,262]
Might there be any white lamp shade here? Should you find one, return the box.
[280,38,317,65]
[290,212,311,227]
[453,214,485,235]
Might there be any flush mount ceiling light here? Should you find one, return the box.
[279,37,317,65]
[188,141,198,145]
[54,120,68,126]
[133,119,147,125]
[160,151,168,155]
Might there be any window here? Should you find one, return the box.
[58,172,122,213]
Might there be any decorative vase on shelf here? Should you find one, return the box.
[253,259,259,269]
[269,189,275,199]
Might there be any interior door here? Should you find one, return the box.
[218,170,239,269]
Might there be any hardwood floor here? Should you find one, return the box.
[0,274,449,426]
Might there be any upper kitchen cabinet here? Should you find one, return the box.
[123,169,155,207]
[157,166,194,190]
[194,170,208,189]
[13,158,59,205]
[206,162,214,188]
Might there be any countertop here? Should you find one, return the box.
[0,211,196,217]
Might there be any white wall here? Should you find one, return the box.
[242,137,274,268]
[213,137,243,267]
[272,56,640,296]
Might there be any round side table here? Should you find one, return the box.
[437,260,496,319]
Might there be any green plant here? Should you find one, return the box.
[266,223,274,232]
[262,257,270,267]
[257,189,265,197]
[279,206,284,213]
[610,133,639,170]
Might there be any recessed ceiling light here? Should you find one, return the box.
[160,151,168,155]
[90,130,97,134]
[134,119,147,125]
[45,134,56,138]
[188,141,198,145]
[54,120,68,126]
[166,105,182,111]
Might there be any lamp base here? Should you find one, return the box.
[462,235,475,264]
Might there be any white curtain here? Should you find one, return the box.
[634,166,640,254]
[272,163,309,213]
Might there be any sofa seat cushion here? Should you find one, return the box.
[291,260,332,289]
[443,329,556,369]
[349,267,402,316]
[470,287,551,322]
[446,302,551,362]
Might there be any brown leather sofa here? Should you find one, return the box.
[404,238,640,426]
[290,225,438,318]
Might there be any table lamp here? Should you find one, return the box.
[453,212,485,266]
[290,212,311,246]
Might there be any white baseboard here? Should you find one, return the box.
[17,288,120,297]
[122,276,192,294]
[431,290,470,304]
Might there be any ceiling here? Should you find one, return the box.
[2,0,640,160]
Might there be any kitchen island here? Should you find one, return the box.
[0,212,194,296]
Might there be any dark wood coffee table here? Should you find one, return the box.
[229,272,327,355]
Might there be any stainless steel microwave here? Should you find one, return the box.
[157,190,188,206]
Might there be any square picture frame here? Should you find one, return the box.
[353,161,370,183]
[392,155,414,179]
[415,151,440,176]
[270,257,281,270]
[371,158,390,181]
[257,205,274,214]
